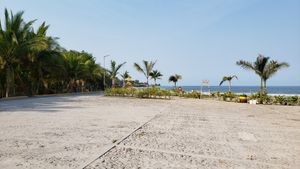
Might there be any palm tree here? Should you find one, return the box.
[219,75,238,92]
[108,60,126,88]
[22,22,62,95]
[0,9,108,96]
[169,74,182,87]
[262,60,289,94]
[237,54,289,100]
[0,8,47,97]
[134,60,156,87]
[121,71,131,87]
[149,70,163,86]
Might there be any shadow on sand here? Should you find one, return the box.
[0,92,102,113]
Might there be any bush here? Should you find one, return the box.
[249,92,260,100]
[274,95,286,105]
[211,91,221,98]
[222,92,237,101]
[105,87,171,99]
[264,95,272,104]
[286,96,299,106]
[183,91,201,99]
[201,94,210,99]
[239,94,247,97]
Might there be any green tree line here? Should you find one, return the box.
[0,9,110,98]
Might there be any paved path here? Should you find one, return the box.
[85,99,300,169]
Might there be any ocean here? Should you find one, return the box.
[160,86,300,95]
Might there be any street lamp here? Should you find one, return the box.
[103,55,110,90]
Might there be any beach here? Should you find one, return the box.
[0,93,300,169]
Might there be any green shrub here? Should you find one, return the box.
[239,94,247,97]
[286,96,299,105]
[249,93,258,100]
[260,94,272,104]
[211,91,221,98]
[183,91,201,99]
[105,87,171,99]
[274,95,286,105]
[222,92,237,101]
[201,94,210,99]
[135,89,147,98]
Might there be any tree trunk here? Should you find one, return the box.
[5,66,10,98]
[112,78,115,88]
[260,77,263,103]
[229,80,231,92]
[154,79,157,86]
[146,77,149,87]
[264,80,267,95]
[174,82,177,88]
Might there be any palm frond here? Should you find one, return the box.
[232,75,238,80]
[134,63,146,76]
[236,60,255,71]
[263,60,289,80]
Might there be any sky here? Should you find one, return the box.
[1,0,300,86]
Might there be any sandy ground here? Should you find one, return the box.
[1,93,300,169]
[0,93,170,169]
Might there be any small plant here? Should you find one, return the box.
[222,92,237,101]
[286,96,299,106]
[249,92,260,100]
[260,94,271,104]
[183,91,201,99]
[274,95,286,105]
[239,94,248,103]
[239,94,247,97]
[211,91,221,98]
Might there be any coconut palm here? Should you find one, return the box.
[169,74,182,87]
[149,70,163,86]
[0,8,107,97]
[21,23,62,95]
[236,54,289,100]
[108,60,126,88]
[0,8,47,97]
[262,60,289,93]
[219,75,238,92]
[121,71,131,87]
[134,60,156,87]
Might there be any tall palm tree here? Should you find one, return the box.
[169,74,182,87]
[219,75,238,92]
[109,60,126,88]
[121,71,131,87]
[134,60,156,87]
[0,8,47,97]
[237,55,269,100]
[22,22,61,96]
[149,70,163,86]
[63,51,86,91]
[262,60,289,93]
[237,54,289,100]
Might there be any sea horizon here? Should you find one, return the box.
[160,85,300,95]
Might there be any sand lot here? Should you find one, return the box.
[1,93,300,169]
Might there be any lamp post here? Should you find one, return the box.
[103,55,110,90]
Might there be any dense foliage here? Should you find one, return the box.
[0,9,107,98]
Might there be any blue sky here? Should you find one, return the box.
[1,0,299,86]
